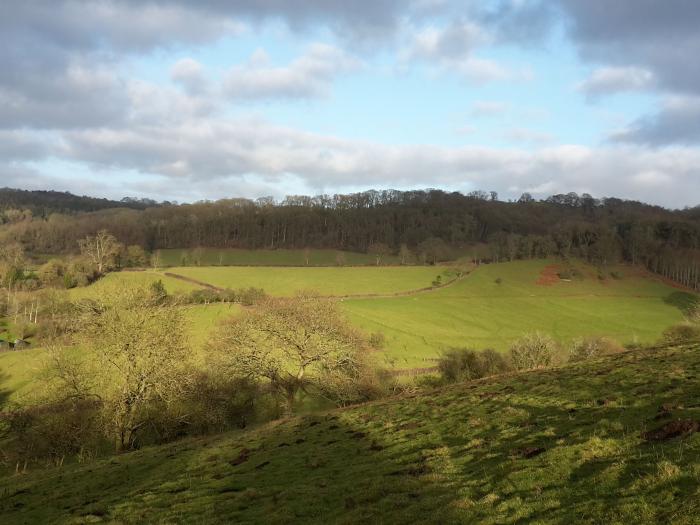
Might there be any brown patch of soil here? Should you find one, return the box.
[642,420,700,442]
[513,446,546,459]
[536,264,561,286]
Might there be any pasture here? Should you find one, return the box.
[164,265,451,297]
[344,260,688,368]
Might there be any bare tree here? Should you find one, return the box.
[49,287,192,452]
[78,230,121,274]
[367,242,391,266]
[210,295,370,412]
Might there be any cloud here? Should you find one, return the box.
[0,130,55,161]
[611,96,700,146]
[402,19,521,84]
[578,66,655,99]
[54,115,700,207]
[408,21,489,61]
[223,44,360,101]
[551,1,700,144]
[171,58,208,96]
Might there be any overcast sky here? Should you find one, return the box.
[1,0,699,208]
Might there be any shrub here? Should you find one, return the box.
[4,400,102,466]
[661,323,700,344]
[509,332,557,370]
[146,373,261,441]
[438,348,511,383]
[569,337,624,362]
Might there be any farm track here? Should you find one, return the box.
[162,272,224,291]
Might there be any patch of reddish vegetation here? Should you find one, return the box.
[536,264,561,286]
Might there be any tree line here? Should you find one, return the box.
[1,188,699,289]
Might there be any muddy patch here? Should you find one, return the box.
[642,420,699,442]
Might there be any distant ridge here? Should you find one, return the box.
[0,187,160,216]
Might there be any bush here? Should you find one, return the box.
[146,373,261,442]
[661,323,700,344]
[438,348,511,383]
[569,337,624,362]
[4,400,102,466]
[509,332,558,370]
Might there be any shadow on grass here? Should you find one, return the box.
[664,291,699,315]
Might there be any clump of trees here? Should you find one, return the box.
[1,287,390,466]
[437,348,511,383]
[209,294,386,413]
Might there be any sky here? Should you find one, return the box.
[1,1,699,208]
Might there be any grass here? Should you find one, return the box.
[343,260,689,368]
[156,248,402,267]
[68,270,202,300]
[164,265,449,297]
[2,342,700,523]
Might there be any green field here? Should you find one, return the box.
[68,270,202,300]
[166,265,450,296]
[156,248,402,267]
[3,342,700,524]
[344,260,688,368]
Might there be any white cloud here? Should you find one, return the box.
[223,44,361,100]
[578,66,655,98]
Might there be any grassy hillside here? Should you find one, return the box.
[3,343,700,524]
[156,248,402,267]
[166,265,450,297]
[344,260,689,368]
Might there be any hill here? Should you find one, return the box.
[0,187,156,216]
[2,342,700,524]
